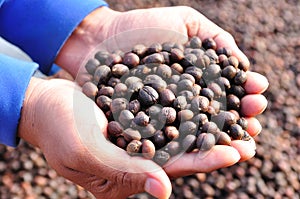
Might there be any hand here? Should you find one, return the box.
[53,5,269,197]
[18,77,172,199]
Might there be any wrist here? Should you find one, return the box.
[55,7,120,77]
[18,77,45,147]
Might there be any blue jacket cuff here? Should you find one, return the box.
[0,0,108,75]
[0,54,38,147]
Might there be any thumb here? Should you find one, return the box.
[87,132,171,199]
[80,127,172,198]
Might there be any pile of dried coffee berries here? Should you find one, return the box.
[80,36,252,166]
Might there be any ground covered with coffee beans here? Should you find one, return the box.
[0,0,299,198]
[81,36,252,166]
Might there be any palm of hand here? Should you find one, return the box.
[52,6,268,198]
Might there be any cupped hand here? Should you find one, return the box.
[18,78,172,199]
[54,5,269,192]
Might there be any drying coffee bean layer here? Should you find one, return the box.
[81,37,251,166]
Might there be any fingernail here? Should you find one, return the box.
[145,178,165,199]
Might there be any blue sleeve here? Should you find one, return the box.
[0,0,108,75]
[0,54,38,147]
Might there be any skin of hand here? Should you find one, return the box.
[18,6,269,199]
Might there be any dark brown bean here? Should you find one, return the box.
[202,38,217,50]
[123,52,140,68]
[178,90,194,102]
[164,126,180,140]
[190,36,202,49]
[111,64,129,77]
[201,121,219,135]
[185,66,203,81]
[204,64,221,80]
[159,107,177,124]
[196,133,216,151]
[211,111,237,131]
[201,88,214,101]
[191,96,210,112]
[182,134,197,153]
[234,70,247,85]
[140,124,156,138]
[171,63,184,74]
[113,83,127,98]
[193,113,208,127]
[164,141,181,156]
[96,95,112,112]
[157,64,172,79]
[142,139,156,159]
[82,82,98,98]
[111,98,128,114]
[93,65,111,84]
[152,130,166,149]
[153,150,170,166]
[105,53,122,66]
[230,85,246,98]
[85,58,99,74]
[98,86,114,97]
[107,77,121,87]
[133,111,149,126]
[237,117,249,130]
[138,86,159,106]
[215,131,231,146]
[116,136,127,149]
[118,110,134,127]
[107,121,124,137]
[128,99,141,115]
[147,43,163,54]
[178,79,194,91]
[227,94,241,111]
[173,96,188,110]
[178,110,194,122]
[123,128,141,142]
[170,48,184,62]
[179,121,197,136]
[132,44,147,57]
[126,140,142,155]
[222,65,237,79]
[216,47,232,57]
[227,56,239,68]
[143,53,164,64]
[160,89,176,106]
[94,51,109,64]
[229,124,244,140]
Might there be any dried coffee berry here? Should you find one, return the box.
[142,139,156,159]
[153,150,170,166]
[164,126,180,140]
[82,82,98,98]
[159,107,177,124]
[202,38,217,50]
[138,86,159,106]
[196,133,216,151]
[127,140,142,155]
[229,124,244,140]
[107,121,124,137]
[164,141,180,156]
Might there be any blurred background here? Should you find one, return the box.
[0,0,299,198]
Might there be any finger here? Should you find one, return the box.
[246,117,262,137]
[164,145,240,178]
[241,94,268,117]
[231,139,256,162]
[244,71,269,94]
[76,126,171,199]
